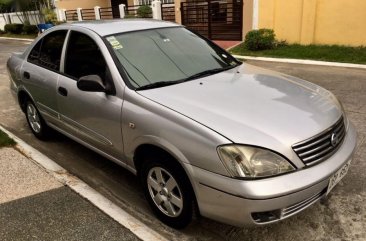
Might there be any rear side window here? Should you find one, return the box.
[65,31,108,80]
[28,30,67,71]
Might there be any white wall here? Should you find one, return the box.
[0,17,5,30]
[0,11,42,30]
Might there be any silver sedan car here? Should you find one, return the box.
[7,20,357,229]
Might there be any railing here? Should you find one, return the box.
[99,7,114,19]
[65,10,78,21]
[62,2,175,23]
[81,8,96,20]
[138,0,173,5]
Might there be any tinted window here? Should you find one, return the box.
[65,31,108,80]
[28,30,67,71]
[28,40,42,63]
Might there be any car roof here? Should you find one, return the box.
[66,19,180,36]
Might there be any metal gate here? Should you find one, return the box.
[181,0,243,41]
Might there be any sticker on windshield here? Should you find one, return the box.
[106,36,123,49]
[113,45,123,50]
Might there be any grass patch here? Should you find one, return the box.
[0,129,16,147]
[230,44,366,64]
[0,33,37,39]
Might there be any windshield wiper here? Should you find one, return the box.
[135,64,241,91]
[135,80,183,91]
[184,65,239,81]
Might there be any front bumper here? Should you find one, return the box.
[185,123,357,226]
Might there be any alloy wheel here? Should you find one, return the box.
[147,167,183,218]
[26,103,41,133]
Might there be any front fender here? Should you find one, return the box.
[127,135,192,167]
[122,88,231,177]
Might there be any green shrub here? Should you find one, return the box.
[0,29,5,34]
[22,24,38,34]
[244,29,276,51]
[4,24,24,34]
[53,21,66,25]
[42,8,57,24]
[137,5,152,18]
[275,40,288,48]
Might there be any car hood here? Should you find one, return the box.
[138,64,342,152]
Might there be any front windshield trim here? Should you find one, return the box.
[103,26,242,91]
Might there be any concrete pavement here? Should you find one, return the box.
[1,38,366,241]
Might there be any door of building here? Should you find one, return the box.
[181,0,243,41]
[111,0,128,18]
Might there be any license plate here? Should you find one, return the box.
[326,159,352,195]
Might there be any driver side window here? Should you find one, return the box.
[64,31,108,81]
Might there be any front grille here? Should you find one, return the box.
[292,116,346,166]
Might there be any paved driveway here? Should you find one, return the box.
[0,39,365,241]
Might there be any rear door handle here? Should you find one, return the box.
[58,87,68,97]
[23,71,30,79]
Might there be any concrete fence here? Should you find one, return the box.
[0,0,171,30]
[62,0,168,22]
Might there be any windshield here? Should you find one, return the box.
[105,27,240,89]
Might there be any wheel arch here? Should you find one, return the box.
[17,88,34,113]
[134,143,188,179]
[133,143,200,216]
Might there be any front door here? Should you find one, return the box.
[57,30,123,159]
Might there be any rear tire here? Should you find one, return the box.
[25,100,50,140]
[141,154,194,229]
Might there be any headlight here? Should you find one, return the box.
[217,145,295,178]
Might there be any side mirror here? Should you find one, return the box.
[77,75,106,92]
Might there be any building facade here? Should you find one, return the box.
[257,0,366,46]
[55,0,366,46]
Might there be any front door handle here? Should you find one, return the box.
[23,71,30,79]
[58,87,68,96]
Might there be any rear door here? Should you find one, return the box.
[57,30,124,159]
[22,30,68,125]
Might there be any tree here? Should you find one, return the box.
[0,0,13,24]
[0,0,55,25]
[0,0,13,13]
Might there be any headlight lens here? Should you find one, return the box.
[217,145,295,178]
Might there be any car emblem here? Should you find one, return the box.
[330,133,339,147]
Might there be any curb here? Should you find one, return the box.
[232,55,366,69]
[0,36,34,42]
[0,125,167,241]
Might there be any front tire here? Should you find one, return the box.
[25,100,50,139]
[141,155,194,229]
